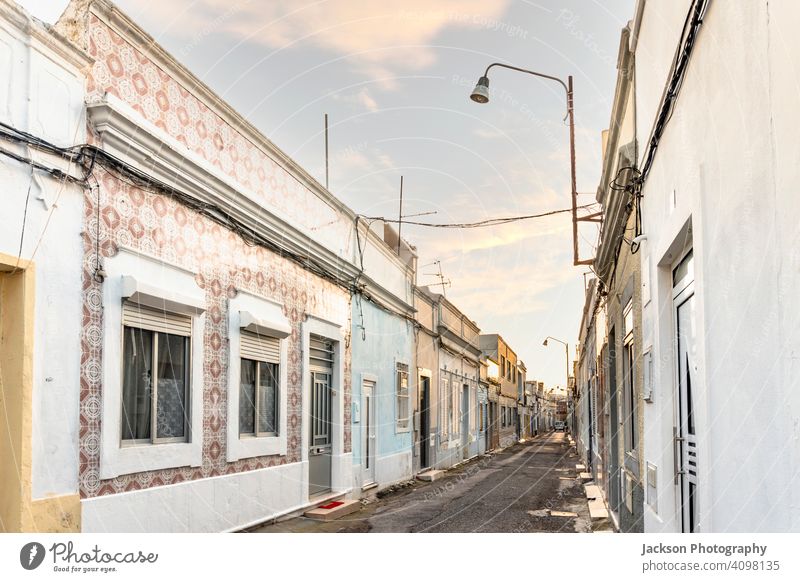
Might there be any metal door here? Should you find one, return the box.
[309,335,333,496]
[419,376,430,469]
[673,251,698,532]
[461,385,469,456]
[361,380,376,486]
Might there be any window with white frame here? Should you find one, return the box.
[121,301,191,444]
[623,298,636,453]
[100,257,205,481]
[239,331,280,437]
[396,362,410,430]
[226,295,291,463]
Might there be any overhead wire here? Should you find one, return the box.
[361,204,599,229]
[1,117,601,328]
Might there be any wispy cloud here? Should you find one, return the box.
[130,0,512,86]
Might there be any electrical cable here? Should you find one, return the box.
[13,164,34,273]
[361,204,599,229]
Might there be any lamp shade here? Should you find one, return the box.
[470,76,490,103]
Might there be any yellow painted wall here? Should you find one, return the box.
[0,254,80,532]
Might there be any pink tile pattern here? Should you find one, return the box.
[78,16,355,498]
[85,15,349,249]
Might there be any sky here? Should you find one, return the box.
[23,0,634,388]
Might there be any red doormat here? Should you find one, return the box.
[318,501,344,510]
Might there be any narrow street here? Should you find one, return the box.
[252,433,594,533]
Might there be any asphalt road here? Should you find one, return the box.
[251,432,592,533]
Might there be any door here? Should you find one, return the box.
[419,376,430,469]
[309,335,333,497]
[673,251,698,532]
[607,328,621,517]
[483,402,489,449]
[490,403,499,449]
[461,385,469,456]
[362,380,376,486]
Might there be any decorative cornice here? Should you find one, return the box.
[87,94,358,284]
[86,94,415,316]
[594,25,636,282]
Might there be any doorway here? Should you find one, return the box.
[608,327,621,518]
[673,250,698,532]
[419,375,430,470]
[461,385,469,457]
[308,335,333,497]
[362,379,376,487]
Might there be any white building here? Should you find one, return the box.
[630,0,800,532]
[0,0,90,532]
[1,0,417,533]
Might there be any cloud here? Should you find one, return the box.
[129,0,511,84]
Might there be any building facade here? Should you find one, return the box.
[349,221,417,493]
[418,288,482,469]
[480,334,520,448]
[0,0,90,532]
[631,0,800,532]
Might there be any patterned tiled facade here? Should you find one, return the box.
[78,17,353,499]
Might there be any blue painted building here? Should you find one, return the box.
[350,221,417,492]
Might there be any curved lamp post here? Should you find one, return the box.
[544,336,573,434]
[470,63,598,266]
[542,336,570,390]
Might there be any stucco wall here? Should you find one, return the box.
[636,0,800,532]
[350,298,415,488]
[0,4,87,531]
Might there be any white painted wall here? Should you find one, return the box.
[82,460,308,532]
[636,0,800,532]
[0,5,86,500]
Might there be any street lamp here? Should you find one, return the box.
[469,62,598,266]
[542,336,570,394]
[544,336,571,434]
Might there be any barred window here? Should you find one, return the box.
[396,363,410,430]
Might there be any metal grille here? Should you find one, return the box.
[240,330,280,363]
[311,372,331,446]
[122,302,192,336]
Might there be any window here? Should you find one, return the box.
[623,299,636,452]
[226,295,291,463]
[121,302,191,444]
[441,376,450,440]
[239,331,280,437]
[396,362,410,430]
[500,356,506,378]
[100,256,205,480]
